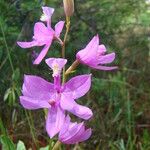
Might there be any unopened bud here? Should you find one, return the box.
[63,0,74,17]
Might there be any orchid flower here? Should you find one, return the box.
[20,58,93,138]
[76,35,117,70]
[59,115,92,144]
[17,7,65,64]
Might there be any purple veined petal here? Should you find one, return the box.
[66,127,92,144]
[33,22,54,44]
[86,35,99,50]
[17,22,53,50]
[20,96,51,110]
[54,21,65,38]
[17,41,37,48]
[60,93,93,120]
[45,58,67,71]
[76,35,99,65]
[59,115,71,137]
[59,117,92,144]
[64,74,92,99]
[42,6,54,16]
[59,122,79,142]
[42,7,54,19]
[98,52,116,64]
[98,44,107,55]
[22,75,54,98]
[60,93,75,111]
[45,58,67,77]
[77,128,92,142]
[60,122,84,144]
[90,65,118,70]
[71,103,93,120]
[59,116,80,142]
[41,7,54,27]
[33,41,52,65]
[46,105,65,138]
[62,122,85,144]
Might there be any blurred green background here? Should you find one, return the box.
[0,0,150,149]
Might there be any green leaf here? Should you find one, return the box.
[16,140,26,150]
[0,135,15,150]
[12,68,20,81]
[0,48,3,61]
[3,88,11,102]
[39,145,50,150]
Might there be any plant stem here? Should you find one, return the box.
[65,60,80,75]
[52,141,61,150]
[0,21,14,73]
[62,16,70,84]
[25,110,39,149]
[51,16,71,150]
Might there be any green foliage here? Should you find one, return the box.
[0,135,15,150]
[16,140,26,150]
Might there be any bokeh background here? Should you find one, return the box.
[0,0,150,149]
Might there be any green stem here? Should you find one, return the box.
[52,141,61,150]
[0,21,14,73]
[25,110,39,149]
[65,60,80,76]
[62,17,70,84]
[51,16,71,150]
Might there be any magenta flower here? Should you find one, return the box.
[76,35,117,70]
[59,115,92,144]
[20,58,93,138]
[17,7,65,64]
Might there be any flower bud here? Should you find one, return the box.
[63,0,74,17]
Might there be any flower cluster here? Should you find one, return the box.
[17,6,117,145]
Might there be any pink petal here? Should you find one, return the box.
[20,96,50,109]
[90,65,118,70]
[98,44,107,54]
[59,115,71,137]
[78,128,92,142]
[59,115,81,142]
[76,35,99,65]
[98,52,116,64]
[17,41,37,48]
[60,122,79,142]
[62,123,85,144]
[71,103,93,120]
[33,42,52,65]
[33,22,54,44]
[46,106,65,138]
[42,7,54,19]
[45,58,67,71]
[59,116,92,144]
[42,6,54,26]
[22,75,54,99]
[86,35,99,50]
[60,93,93,120]
[54,21,65,37]
[60,93,75,111]
[64,74,92,99]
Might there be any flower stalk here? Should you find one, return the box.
[65,60,80,75]
[52,141,61,150]
[52,16,71,150]
[62,16,70,84]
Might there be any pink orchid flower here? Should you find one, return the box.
[59,115,92,144]
[76,35,117,70]
[20,58,93,138]
[17,7,65,64]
